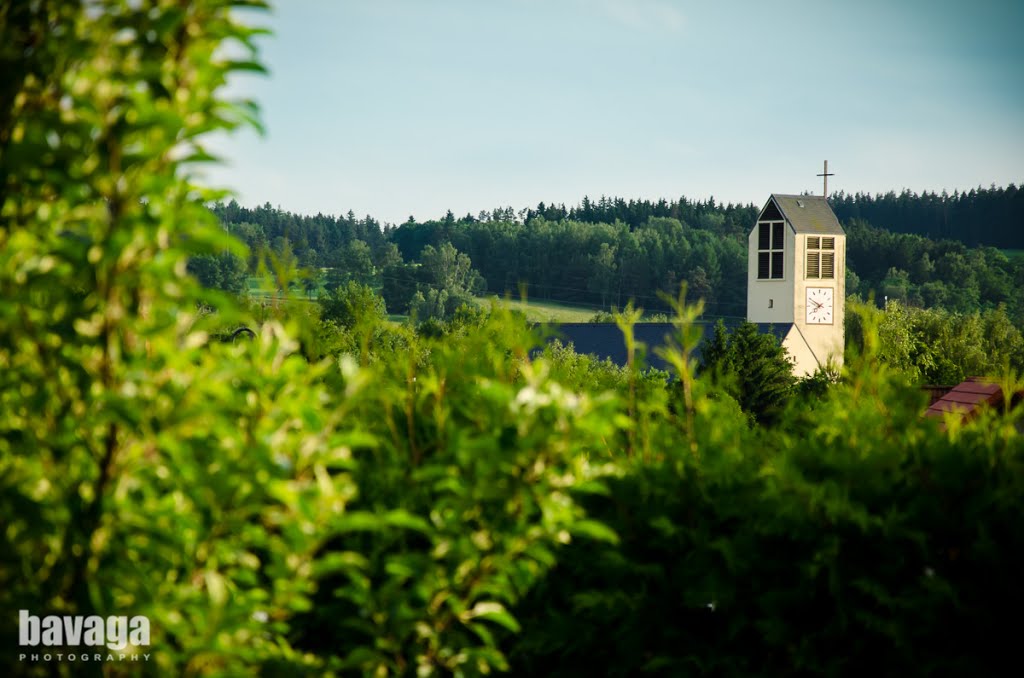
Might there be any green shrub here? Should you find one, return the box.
[0,5,620,673]
[507,326,1024,676]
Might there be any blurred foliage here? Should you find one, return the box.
[508,319,1024,676]
[846,299,1024,383]
[2,3,1024,678]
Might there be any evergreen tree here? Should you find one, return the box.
[698,319,731,375]
[381,262,419,314]
[699,321,796,425]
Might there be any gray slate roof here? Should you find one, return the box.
[762,194,845,236]
[541,322,793,373]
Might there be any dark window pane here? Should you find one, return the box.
[772,223,784,250]
[760,201,783,221]
[758,252,770,279]
[771,251,784,279]
[758,223,770,250]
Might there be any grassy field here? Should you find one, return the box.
[1001,249,1024,261]
[241,277,659,325]
[477,296,602,323]
[246,275,326,302]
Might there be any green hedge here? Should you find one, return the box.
[508,362,1024,675]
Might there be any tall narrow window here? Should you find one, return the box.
[757,221,785,279]
[806,236,835,279]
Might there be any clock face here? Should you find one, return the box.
[806,287,834,324]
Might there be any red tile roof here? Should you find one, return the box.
[924,377,1006,428]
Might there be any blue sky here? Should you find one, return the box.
[204,0,1024,224]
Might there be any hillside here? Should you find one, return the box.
[209,191,1024,326]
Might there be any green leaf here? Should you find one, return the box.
[313,551,368,577]
[382,509,432,533]
[331,511,383,533]
[462,601,521,634]
[570,519,620,545]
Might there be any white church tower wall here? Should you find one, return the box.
[746,194,846,377]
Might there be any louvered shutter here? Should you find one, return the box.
[822,251,835,278]
[807,251,820,278]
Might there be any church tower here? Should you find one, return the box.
[746,194,846,376]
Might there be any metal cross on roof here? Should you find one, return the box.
[817,160,835,198]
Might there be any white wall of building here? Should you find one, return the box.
[746,224,795,325]
[746,199,846,377]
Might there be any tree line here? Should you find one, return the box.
[209,191,1024,327]
[389,214,748,317]
[829,184,1024,249]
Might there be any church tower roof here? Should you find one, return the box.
[760,194,845,236]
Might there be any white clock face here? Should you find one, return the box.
[806,287,834,324]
